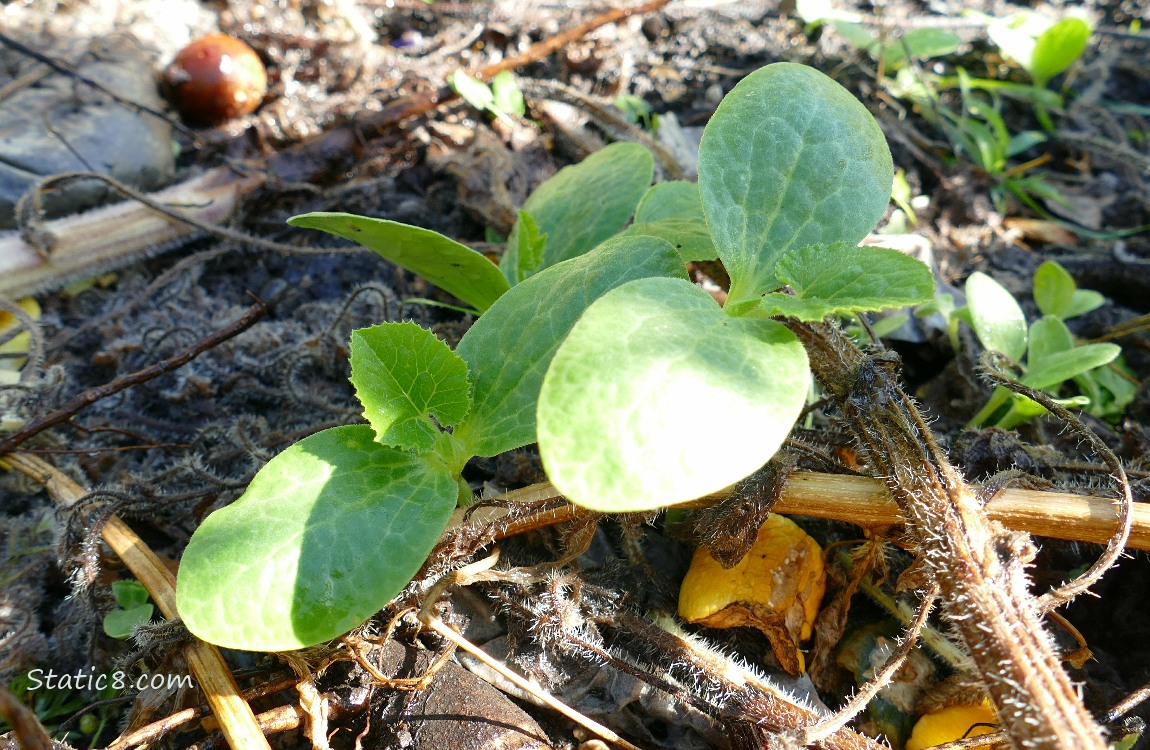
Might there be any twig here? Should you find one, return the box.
[460,472,1150,551]
[0,301,265,456]
[1,452,270,750]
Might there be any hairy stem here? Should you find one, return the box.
[787,321,1106,750]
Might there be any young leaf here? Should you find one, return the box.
[450,70,495,112]
[1022,343,1121,390]
[965,271,1027,361]
[500,143,654,281]
[514,210,547,280]
[758,243,934,320]
[455,235,686,458]
[698,63,893,305]
[490,71,525,117]
[538,277,809,512]
[288,213,510,312]
[621,218,717,262]
[1033,260,1076,318]
[103,605,154,639]
[1027,315,1074,367]
[349,322,471,452]
[634,181,705,224]
[1030,17,1092,86]
[177,426,458,651]
[111,579,150,609]
[1065,289,1105,319]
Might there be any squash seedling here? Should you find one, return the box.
[176,63,934,652]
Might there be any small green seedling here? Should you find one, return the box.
[177,63,934,652]
[953,261,1130,429]
[984,11,1093,89]
[449,70,526,124]
[102,579,154,639]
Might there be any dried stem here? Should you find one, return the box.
[786,321,1108,749]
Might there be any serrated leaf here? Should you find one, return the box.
[501,143,654,281]
[349,323,471,452]
[288,213,509,312]
[965,271,1027,361]
[1033,260,1076,318]
[538,277,809,512]
[455,235,686,458]
[514,210,546,280]
[759,243,934,320]
[621,218,717,262]
[1031,17,1091,86]
[177,426,458,651]
[698,63,893,305]
[1022,343,1120,390]
[634,181,705,224]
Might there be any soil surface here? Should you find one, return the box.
[2,1,1150,749]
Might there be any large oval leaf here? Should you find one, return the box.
[698,63,893,305]
[500,143,654,281]
[455,235,685,458]
[538,277,809,512]
[288,213,510,312]
[177,426,457,651]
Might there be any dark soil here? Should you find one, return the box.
[2,1,1150,749]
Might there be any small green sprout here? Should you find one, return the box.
[449,70,525,124]
[951,261,1130,429]
[176,63,935,652]
[102,579,154,639]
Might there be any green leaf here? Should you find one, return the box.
[634,181,705,224]
[288,213,510,312]
[501,143,655,281]
[490,71,525,117]
[1031,17,1092,86]
[177,426,458,651]
[1027,315,1074,367]
[455,235,686,458]
[450,70,495,111]
[111,579,150,609]
[698,63,893,305]
[898,28,962,60]
[538,277,809,512]
[1022,343,1121,390]
[965,271,1027,360]
[513,210,547,287]
[1065,289,1105,319]
[621,218,717,262]
[1033,260,1076,318]
[759,243,934,320]
[349,323,471,452]
[103,605,154,639]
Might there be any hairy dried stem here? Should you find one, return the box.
[787,321,1107,749]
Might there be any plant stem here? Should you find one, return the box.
[787,320,1107,750]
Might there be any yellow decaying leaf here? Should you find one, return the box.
[905,699,998,750]
[678,513,826,675]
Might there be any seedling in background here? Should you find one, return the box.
[449,69,525,124]
[954,261,1131,429]
[177,63,934,652]
[102,579,154,639]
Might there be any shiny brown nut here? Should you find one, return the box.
[164,34,267,126]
